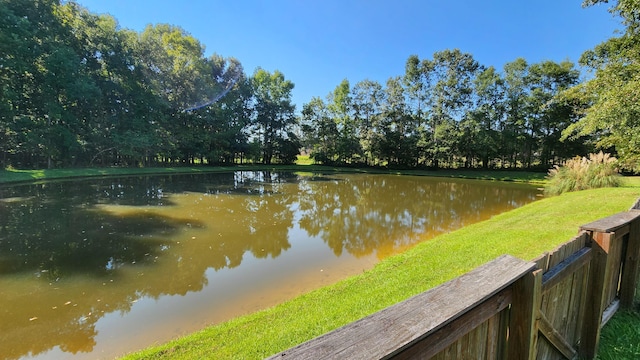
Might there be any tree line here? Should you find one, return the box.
[300,53,588,169]
[1,0,300,168]
[1,0,638,171]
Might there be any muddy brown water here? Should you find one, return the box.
[0,171,539,359]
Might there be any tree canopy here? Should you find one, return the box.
[300,52,586,169]
[561,0,640,171]
[0,0,298,168]
[0,0,636,170]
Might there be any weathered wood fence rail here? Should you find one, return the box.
[268,204,640,360]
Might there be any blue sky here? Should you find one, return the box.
[76,0,620,111]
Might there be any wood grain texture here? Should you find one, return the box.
[537,310,576,360]
[581,211,640,234]
[542,247,592,292]
[507,270,541,360]
[267,255,535,360]
[579,232,612,359]
[621,218,640,308]
[395,290,511,359]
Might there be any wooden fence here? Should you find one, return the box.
[267,205,640,360]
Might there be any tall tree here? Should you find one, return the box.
[428,49,480,168]
[403,55,434,166]
[327,79,361,163]
[526,60,582,167]
[502,58,530,168]
[187,56,249,165]
[301,97,338,164]
[562,0,640,171]
[251,68,298,164]
[0,0,96,168]
[137,24,211,164]
[0,0,256,168]
[462,66,505,168]
[70,5,164,166]
[352,79,384,165]
[380,77,416,166]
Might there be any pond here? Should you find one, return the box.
[0,171,540,359]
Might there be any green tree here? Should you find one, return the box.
[251,68,298,164]
[70,5,165,166]
[0,1,254,168]
[380,77,416,166]
[501,58,530,168]
[0,0,35,166]
[462,66,505,168]
[428,49,480,168]
[526,60,582,167]
[0,0,102,168]
[301,97,338,164]
[403,55,433,165]
[562,0,640,171]
[327,79,361,163]
[205,58,251,164]
[352,79,384,165]
[137,24,211,164]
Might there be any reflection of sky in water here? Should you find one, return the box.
[0,172,539,359]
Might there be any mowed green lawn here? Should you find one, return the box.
[117,176,640,359]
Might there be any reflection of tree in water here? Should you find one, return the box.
[0,180,205,359]
[206,171,297,261]
[0,180,195,277]
[0,172,537,359]
[0,172,298,359]
[297,175,537,258]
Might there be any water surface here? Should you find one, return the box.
[0,171,539,359]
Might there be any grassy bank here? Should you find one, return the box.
[0,165,547,185]
[122,181,640,359]
[0,166,256,184]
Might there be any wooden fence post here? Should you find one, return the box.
[579,231,612,359]
[620,216,640,308]
[507,269,541,360]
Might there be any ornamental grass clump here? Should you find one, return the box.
[544,152,622,196]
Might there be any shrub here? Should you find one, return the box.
[545,152,622,196]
